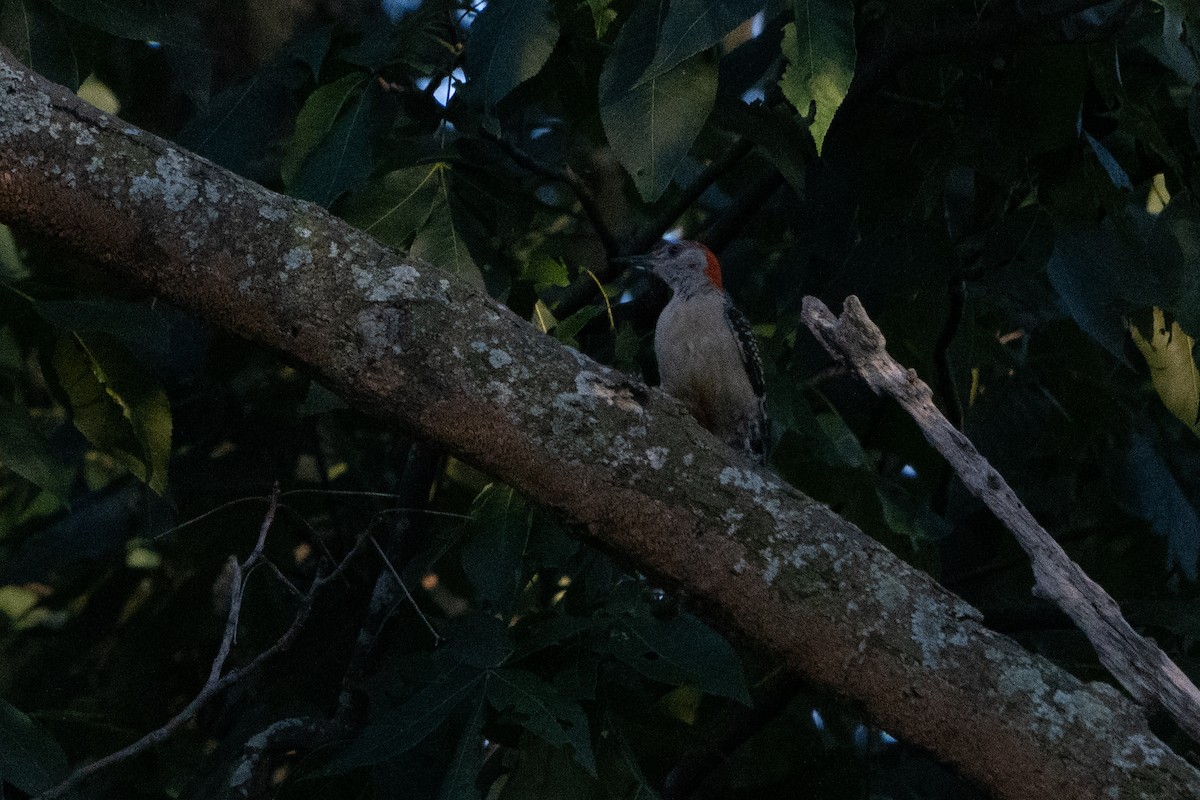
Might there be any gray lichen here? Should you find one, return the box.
[0,65,53,140]
[129,150,200,213]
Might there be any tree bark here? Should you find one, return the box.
[1,50,1197,799]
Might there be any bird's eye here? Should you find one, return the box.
[666,243,682,257]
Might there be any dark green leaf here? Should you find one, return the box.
[612,322,642,374]
[712,99,811,193]
[0,698,68,795]
[875,481,952,547]
[519,254,570,289]
[771,392,865,470]
[1084,132,1131,190]
[579,553,622,607]
[487,668,596,775]
[1046,216,1156,360]
[282,72,369,189]
[598,0,665,99]
[583,0,616,38]
[606,713,663,800]
[34,298,173,363]
[462,484,531,615]
[438,686,487,800]
[813,410,867,468]
[465,0,559,107]
[51,332,171,494]
[511,614,598,662]
[600,4,718,202]
[1119,432,1200,579]
[325,665,483,773]
[0,223,25,279]
[298,381,348,416]
[0,398,71,499]
[164,45,213,109]
[1158,8,1200,85]
[342,164,442,249]
[438,611,515,669]
[552,304,603,345]
[552,650,598,701]
[1189,89,1200,153]
[604,67,713,195]
[289,23,333,80]
[1,0,81,89]
[779,0,855,153]
[500,734,599,800]
[607,611,751,704]
[525,509,580,568]
[177,60,311,181]
[1148,197,1200,338]
[45,0,202,46]
[634,0,762,87]
[291,83,374,207]
[410,167,483,285]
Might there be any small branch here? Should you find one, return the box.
[482,127,621,258]
[632,137,755,253]
[375,75,622,258]
[336,443,442,722]
[801,294,1200,744]
[34,492,368,800]
[553,132,770,323]
[229,717,352,798]
[699,170,786,254]
[367,533,443,645]
[933,275,966,430]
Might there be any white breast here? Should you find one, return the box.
[654,292,760,442]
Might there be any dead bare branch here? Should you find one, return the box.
[33,490,368,800]
[801,294,1200,743]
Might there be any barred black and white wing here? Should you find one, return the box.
[724,298,770,464]
[724,300,765,397]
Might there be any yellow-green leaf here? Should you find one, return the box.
[779,0,856,154]
[1129,307,1200,436]
[341,164,442,249]
[282,72,368,188]
[52,333,172,493]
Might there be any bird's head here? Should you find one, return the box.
[621,240,723,294]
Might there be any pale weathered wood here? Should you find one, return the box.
[802,294,1200,743]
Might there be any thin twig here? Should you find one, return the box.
[699,170,786,254]
[336,443,442,722]
[631,137,755,253]
[801,294,1200,745]
[483,127,621,258]
[34,491,367,800]
[551,132,771,322]
[229,716,353,798]
[152,495,268,540]
[933,275,967,430]
[367,534,443,645]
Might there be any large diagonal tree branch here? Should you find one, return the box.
[0,51,1196,799]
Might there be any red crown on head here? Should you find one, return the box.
[696,243,722,290]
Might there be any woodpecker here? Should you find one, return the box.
[628,240,768,464]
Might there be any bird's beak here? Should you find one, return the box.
[611,253,656,273]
